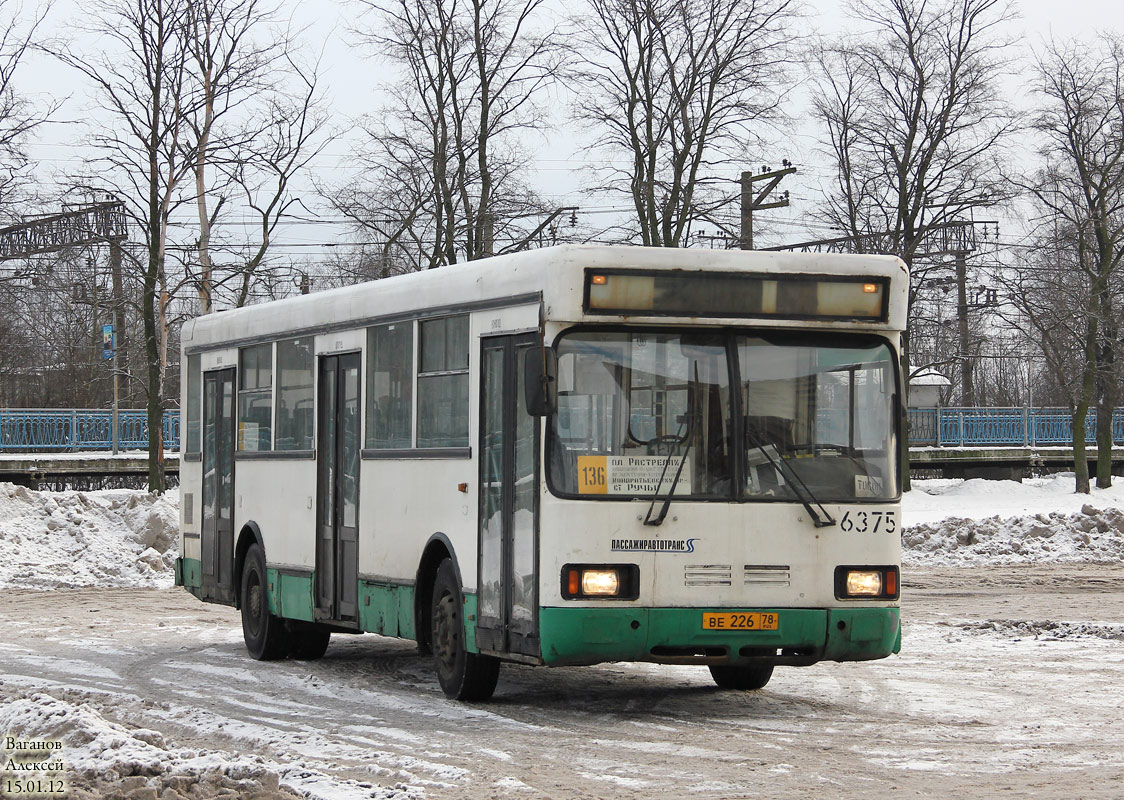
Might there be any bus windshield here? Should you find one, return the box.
[548,329,897,502]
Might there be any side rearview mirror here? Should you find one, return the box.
[524,346,557,417]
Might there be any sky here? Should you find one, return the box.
[9,0,1124,262]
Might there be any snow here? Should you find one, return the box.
[0,484,179,589]
[902,474,1124,566]
[903,472,1124,524]
[0,692,411,799]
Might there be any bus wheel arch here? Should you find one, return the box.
[233,522,265,610]
[414,534,462,656]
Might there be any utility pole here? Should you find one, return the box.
[110,239,128,407]
[740,162,796,250]
[766,219,998,407]
[955,252,973,406]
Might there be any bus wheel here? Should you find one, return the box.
[240,544,289,661]
[431,559,500,701]
[708,664,774,690]
[288,622,331,660]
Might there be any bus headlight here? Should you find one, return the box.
[562,564,639,600]
[846,571,882,596]
[582,569,620,596]
[835,566,899,599]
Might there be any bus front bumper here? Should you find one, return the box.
[537,606,901,667]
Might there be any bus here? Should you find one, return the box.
[175,244,906,701]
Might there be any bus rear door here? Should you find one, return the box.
[315,352,361,624]
[201,368,235,603]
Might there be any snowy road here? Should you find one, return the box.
[2,565,1123,799]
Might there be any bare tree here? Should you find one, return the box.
[569,0,796,246]
[182,0,296,315]
[811,0,1014,365]
[222,56,327,307]
[0,0,55,217]
[1024,35,1124,492]
[810,0,1015,488]
[53,0,200,490]
[340,0,559,270]
[998,216,1099,422]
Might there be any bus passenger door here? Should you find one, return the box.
[316,353,361,623]
[201,368,235,604]
[477,334,540,657]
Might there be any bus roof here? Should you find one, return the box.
[181,245,909,352]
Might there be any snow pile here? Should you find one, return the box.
[902,475,1124,566]
[902,505,1124,566]
[0,691,416,800]
[0,691,296,798]
[939,618,1124,642]
[0,485,179,590]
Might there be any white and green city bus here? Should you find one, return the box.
[175,245,906,701]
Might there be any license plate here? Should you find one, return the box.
[702,612,779,631]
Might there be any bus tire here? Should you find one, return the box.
[708,664,774,690]
[240,544,289,661]
[288,621,331,660]
[431,559,500,701]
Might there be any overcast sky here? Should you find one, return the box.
[13,0,1123,256]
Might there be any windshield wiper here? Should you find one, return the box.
[643,365,698,527]
[744,429,836,528]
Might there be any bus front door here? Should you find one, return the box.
[201,368,235,604]
[315,353,361,623]
[477,334,540,658]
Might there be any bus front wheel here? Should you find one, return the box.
[240,544,289,661]
[709,664,774,690]
[288,621,331,660]
[431,559,500,701]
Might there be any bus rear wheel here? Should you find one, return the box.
[709,664,774,690]
[431,559,500,701]
[240,544,289,661]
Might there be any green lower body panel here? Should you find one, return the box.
[358,581,417,640]
[824,607,902,661]
[538,606,900,667]
[462,593,479,653]
[266,569,315,622]
[176,556,202,589]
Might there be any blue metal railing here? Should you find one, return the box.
[0,409,180,452]
[1,407,1121,452]
[908,407,1124,447]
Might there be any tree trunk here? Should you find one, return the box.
[144,242,166,493]
[1073,321,1097,494]
[1097,325,1115,487]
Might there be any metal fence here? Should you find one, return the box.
[908,407,1124,447]
[0,409,180,452]
[2,407,1122,452]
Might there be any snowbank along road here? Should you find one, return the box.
[0,479,1123,798]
